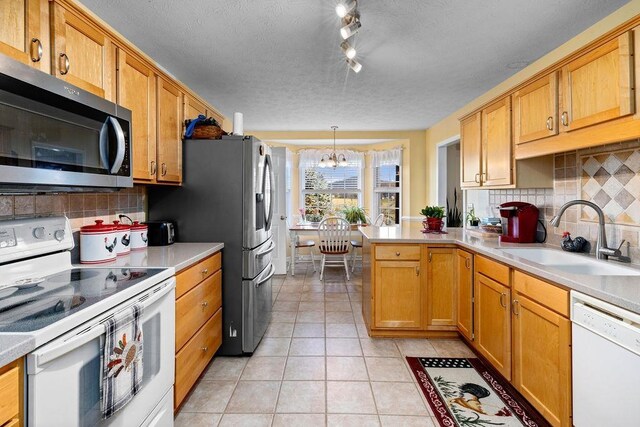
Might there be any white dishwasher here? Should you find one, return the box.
[571,291,640,427]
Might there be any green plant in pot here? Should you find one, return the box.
[466,207,480,227]
[342,206,367,224]
[420,205,446,231]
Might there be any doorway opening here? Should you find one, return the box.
[437,136,463,227]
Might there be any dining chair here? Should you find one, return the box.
[317,217,351,281]
[350,213,385,272]
[288,217,316,274]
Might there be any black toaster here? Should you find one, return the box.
[144,220,175,246]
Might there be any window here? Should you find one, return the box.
[299,150,363,222]
[373,148,402,225]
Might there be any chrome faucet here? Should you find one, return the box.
[550,199,629,261]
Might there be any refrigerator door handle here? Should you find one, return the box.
[263,154,275,232]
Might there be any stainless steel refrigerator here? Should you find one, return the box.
[148,135,275,355]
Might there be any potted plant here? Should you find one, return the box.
[420,205,446,231]
[466,207,480,227]
[342,206,367,224]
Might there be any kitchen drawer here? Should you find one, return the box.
[513,270,569,317]
[175,308,222,408]
[176,251,222,298]
[175,270,222,351]
[475,255,510,286]
[0,364,19,427]
[375,245,421,261]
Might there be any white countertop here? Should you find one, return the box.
[360,223,640,314]
[84,242,224,271]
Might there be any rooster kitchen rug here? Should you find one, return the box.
[406,357,549,427]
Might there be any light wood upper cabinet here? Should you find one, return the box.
[513,72,559,145]
[456,249,473,341]
[117,49,157,182]
[50,1,114,99]
[426,248,456,328]
[184,95,207,122]
[157,77,183,184]
[474,272,511,380]
[560,31,634,132]
[374,260,423,329]
[482,96,513,187]
[0,0,47,71]
[460,112,482,188]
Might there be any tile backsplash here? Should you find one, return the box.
[487,139,640,264]
[0,186,146,231]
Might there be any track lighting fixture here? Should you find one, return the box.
[335,0,357,18]
[346,58,362,73]
[340,41,356,59]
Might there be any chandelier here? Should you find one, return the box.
[319,126,347,168]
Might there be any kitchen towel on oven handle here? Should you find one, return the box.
[101,303,144,419]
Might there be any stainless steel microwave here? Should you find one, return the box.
[0,55,132,192]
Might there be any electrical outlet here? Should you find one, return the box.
[467,203,474,211]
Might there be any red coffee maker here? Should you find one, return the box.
[498,202,539,243]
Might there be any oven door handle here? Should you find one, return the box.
[29,280,174,371]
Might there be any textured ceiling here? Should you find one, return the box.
[80,0,629,131]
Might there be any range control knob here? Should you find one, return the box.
[33,227,46,239]
[54,229,66,242]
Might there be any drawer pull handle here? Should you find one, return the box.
[201,346,208,352]
[499,292,507,308]
[202,268,209,275]
[415,266,420,276]
[395,251,400,256]
[201,301,209,308]
[428,252,432,263]
[474,173,480,184]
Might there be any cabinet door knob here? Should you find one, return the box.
[428,252,432,263]
[161,163,167,176]
[465,257,471,269]
[30,38,43,62]
[546,116,554,130]
[395,252,400,256]
[561,111,569,127]
[415,266,420,276]
[201,301,209,308]
[201,346,208,352]
[59,53,70,75]
[202,268,209,275]
[150,160,157,175]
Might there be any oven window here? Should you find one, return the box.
[0,102,108,174]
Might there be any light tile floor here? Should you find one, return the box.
[175,263,475,427]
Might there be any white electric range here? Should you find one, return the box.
[0,217,175,427]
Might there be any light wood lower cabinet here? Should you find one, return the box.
[456,249,473,341]
[0,358,22,427]
[474,271,511,380]
[374,260,423,329]
[426,247,457,328]
[364,244,457,337]
[512,271,571,427]
[174,251,223,410]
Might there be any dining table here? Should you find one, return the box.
[288,222,364,276]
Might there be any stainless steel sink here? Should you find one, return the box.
[499,248,640,276]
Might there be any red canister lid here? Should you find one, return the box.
[131,221,148,231]
[112,220,131,230]
[80,220,116,234]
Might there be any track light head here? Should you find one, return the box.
[335,0,357,18]
[340,18,361,40]
[340,41,356,59]
[347,58,362,73]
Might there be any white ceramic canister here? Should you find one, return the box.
[112,220,131,256]
[80,220,118,264]
[130,221,148,250]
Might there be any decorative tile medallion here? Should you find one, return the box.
[580,148,640,225]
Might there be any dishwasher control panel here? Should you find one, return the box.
[572,291,640,356]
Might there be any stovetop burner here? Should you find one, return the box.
[0,267,163,333]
